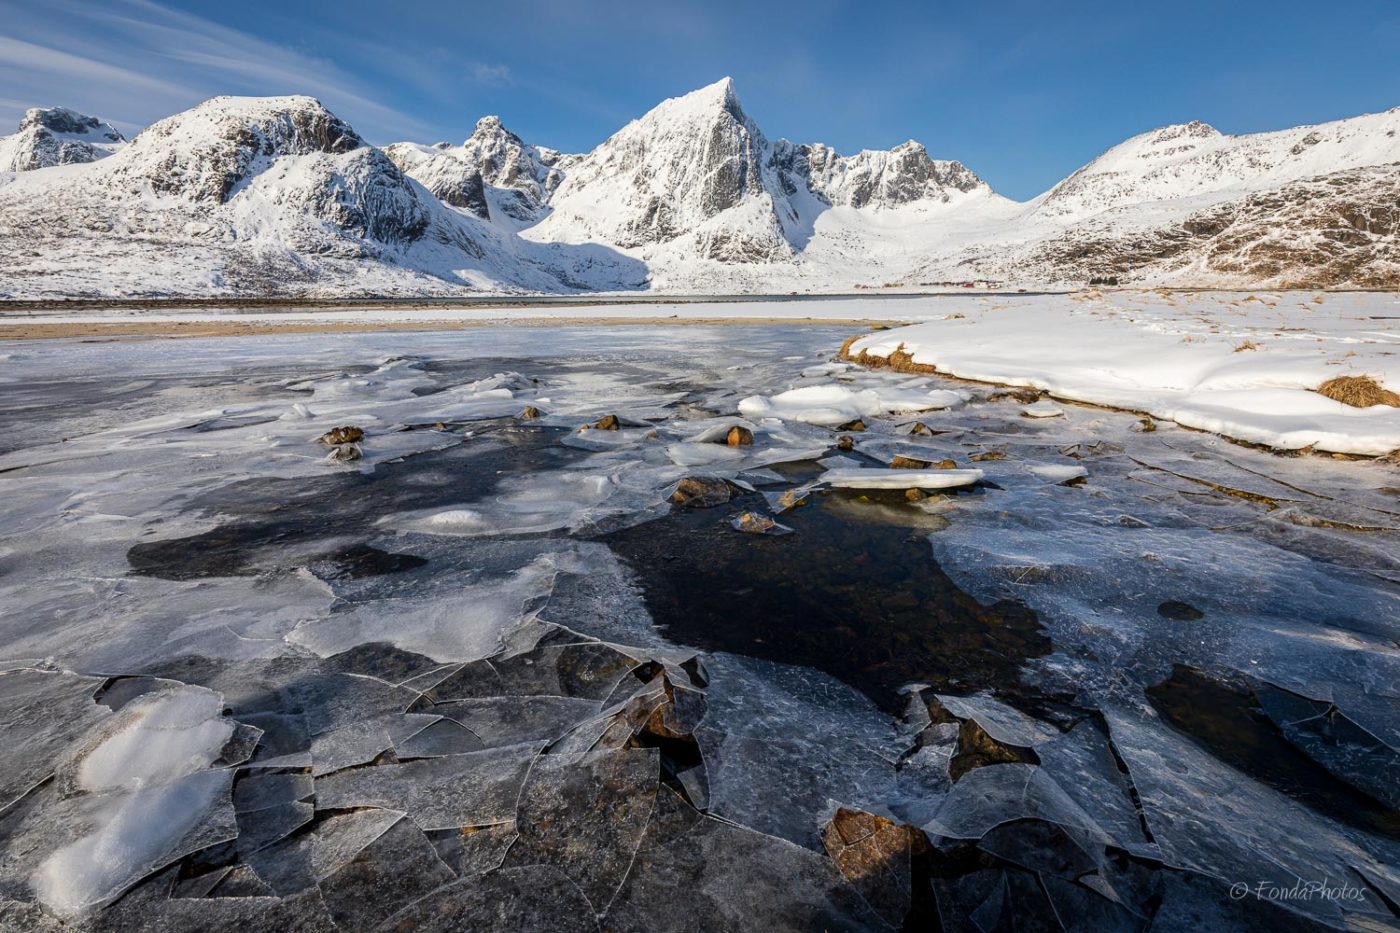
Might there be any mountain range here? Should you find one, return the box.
[0,78,1395,297]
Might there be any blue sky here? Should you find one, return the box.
[2,0,1397,199]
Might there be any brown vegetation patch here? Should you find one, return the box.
[1316,375,1400,408]
[837,338,940,375]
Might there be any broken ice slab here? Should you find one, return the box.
[246,807,405,896]
[934,694,1059,748]
[1253,680,1400,811]
[19,768,238,917]
[313,742,544,831]
[428,821,518,878]
[1105,707,1398,926]
[420,695,601,749]
[1020,401,1064,418]
[423,635,642,702]
[922,763,1107,844]
[316,814,457,930]
[0,669,110,814]
[1026,463,1088,484]
[392,716,484,759]
[605,784,885,931]
[819,467,983,490]
[502,746,660,911]
[377,865,597,932]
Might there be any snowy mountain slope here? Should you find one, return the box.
[0,108,125,173]
[1031,109,1400,222]
[0,96,644,297]
[384,115,564,230]
[998,162,1400,287]
[0,81,1395,297]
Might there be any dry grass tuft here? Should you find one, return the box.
[1316,375,1400,408]
[1234,340,1258,353]
[837,338,940,375]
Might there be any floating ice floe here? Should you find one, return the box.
[1021,400,1064,418]
[737,383,965,427]
[820,467,984,490]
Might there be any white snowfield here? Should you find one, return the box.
[846,290,1400,456]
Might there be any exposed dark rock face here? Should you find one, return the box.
[1017,163,1400,288]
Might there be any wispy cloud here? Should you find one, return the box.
[471,63,513,87]
[0,0,433,141]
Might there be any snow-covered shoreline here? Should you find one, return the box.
[844,290,1400,456]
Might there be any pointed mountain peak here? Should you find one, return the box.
[645,77,749,128]
[474,114,505,134]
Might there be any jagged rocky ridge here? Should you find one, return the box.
[0,80,1397,297]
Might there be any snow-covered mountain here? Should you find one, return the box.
[0,108,125,172]
[383,115,563,230]
[0,81,1395,297]
[521,78,1012,288]
[0,95,643,297]
[1031,109,1400,222]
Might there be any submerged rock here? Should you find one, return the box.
[318,426,364,445]
[670,475,735,508]
[519,406,542,420]
[1157,600,1205,621]
[836,418,866,432]
[593,414,621,430]
[969,450,1006,462]
[835,435,856,452]
[889,455,931,470]
[724,425,754,447]
[820,807,915,929]
[730,511,792,536]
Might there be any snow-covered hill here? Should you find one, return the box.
[0,81,1395,297]
[0,108,125,173]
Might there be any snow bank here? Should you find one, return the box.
[846,292,1400,455]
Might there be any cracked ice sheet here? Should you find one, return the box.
[287,549,569,662]
[693,652,940,849]
[1106,706,1400,928]
[381,416,830,541]
[923,479,1400,720]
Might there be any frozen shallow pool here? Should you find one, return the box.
[0,323,1397,931]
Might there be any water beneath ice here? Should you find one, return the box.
[0,324,1397,931]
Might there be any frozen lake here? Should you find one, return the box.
[0,321,1397,930]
